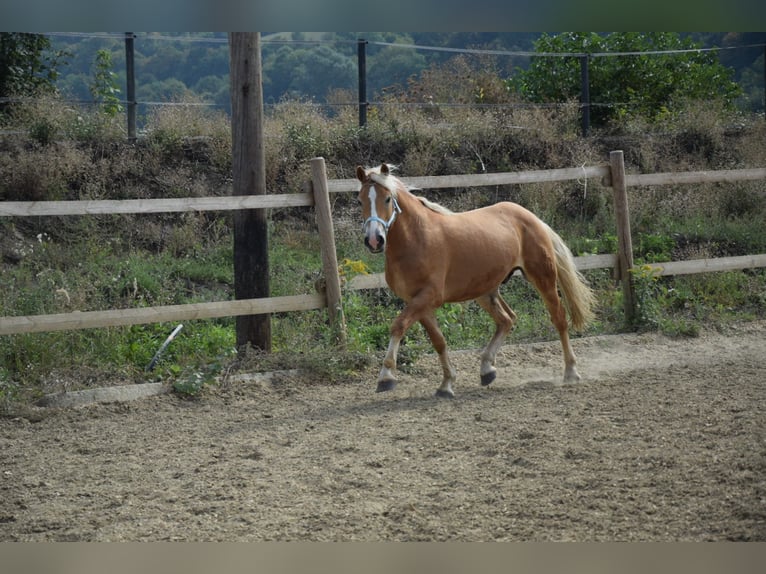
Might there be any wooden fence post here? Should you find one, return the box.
[310,157,347,347]
[609,150,636,325]
[229,32,271,351]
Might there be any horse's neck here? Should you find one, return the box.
[388,187,430,246]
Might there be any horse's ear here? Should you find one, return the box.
[380,164,389,175]
[356,165,367,182]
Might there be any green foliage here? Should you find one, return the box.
[630,264,666,330]
[0,367,19,413]
[263,44,356,100]
[636,233,675,263]
[629,264,766,336]
[171,347,237,398]
[0,33,67,102]
[512,32,743,127]
[89,49,123,117]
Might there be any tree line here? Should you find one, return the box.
[1,32,764,129]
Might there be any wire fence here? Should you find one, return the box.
[5,33,765,133]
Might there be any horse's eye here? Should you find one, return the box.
[385,197,392,205]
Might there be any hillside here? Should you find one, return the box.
[45,32,765,115]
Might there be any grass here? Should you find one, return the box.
[2,203,765,407]
[1,93,766,407]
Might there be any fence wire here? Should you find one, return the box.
[8,33,765,122]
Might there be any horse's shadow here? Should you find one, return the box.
[333,376,562,420]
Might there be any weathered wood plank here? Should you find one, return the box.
[328,166,612,194]
[575,253,618,270]
[625,168,766,187]
[650,254,766,276]
[0,295,325,335]
[347,273,388,291]
[0,194,313,217]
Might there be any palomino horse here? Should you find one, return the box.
[356,163,596,398]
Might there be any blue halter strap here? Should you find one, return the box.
[363,195,401,232]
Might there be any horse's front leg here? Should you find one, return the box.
[376,306,417,393]
[376,292,440,394]
[376,333,402,392]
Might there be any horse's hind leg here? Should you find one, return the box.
[420,312,457,398]
[527,270,581,382]
[476,290,516,386]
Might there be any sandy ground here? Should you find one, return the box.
[1,320,765,541]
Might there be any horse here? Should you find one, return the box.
[356,163,596,398]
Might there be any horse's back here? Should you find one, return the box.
[450,201,548,243]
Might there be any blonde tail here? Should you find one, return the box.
[546,226,595,331]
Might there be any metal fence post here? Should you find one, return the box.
[358,38,368,128]
[124,32,137,141]
[580,55,590,137]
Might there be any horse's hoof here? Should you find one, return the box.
[435,389,455,399]
[376,379,397,392]
[480,371,496,386]
[563,369,582,384]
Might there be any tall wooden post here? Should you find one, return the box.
[610,150,636,325]
[229,33,270,351]
[310,157,347,346]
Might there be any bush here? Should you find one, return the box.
[514,32,742,128]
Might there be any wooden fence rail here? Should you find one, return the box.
[0,295,326,336]
[0,193,314,217]
[1,154,765,339]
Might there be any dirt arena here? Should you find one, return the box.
[1,320,765,541]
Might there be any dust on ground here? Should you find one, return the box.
[1,320,765,541]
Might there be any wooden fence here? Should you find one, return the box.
[1,154,765,339]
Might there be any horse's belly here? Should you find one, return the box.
[442,228,518,301]
[444,264,511,302]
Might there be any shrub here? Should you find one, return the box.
[514,32,742,128]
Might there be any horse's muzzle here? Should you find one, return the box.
[364,232,385,253]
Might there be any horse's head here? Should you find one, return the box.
[356,164,402,253]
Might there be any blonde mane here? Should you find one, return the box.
[365,164,453,216]
[416,195,453,216]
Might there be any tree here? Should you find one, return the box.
[512,32,742,126]
[0,33,66,104]
[90,49,123,117]
[367,45,428,97]
[263,44,355,102]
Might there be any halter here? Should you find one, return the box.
[363,194,402,232]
